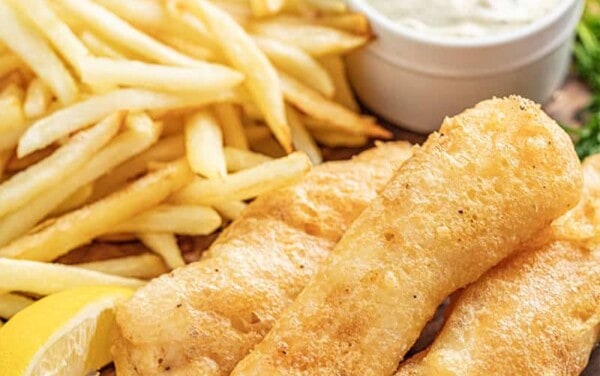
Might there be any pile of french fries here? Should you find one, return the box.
[0,0,388,321]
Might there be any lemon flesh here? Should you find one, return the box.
[0,286,133,376]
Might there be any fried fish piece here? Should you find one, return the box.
[395,241,600,376]
[232,96,582,376]
[112,141,414,375]
[395,157,600,376]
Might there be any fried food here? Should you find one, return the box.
[0,258,144,295]
[231,96,582,375]
[183,0,292,153]
[184,109,227,179]
[74,253,168,280]
[112,141,414,376]
[395,156,600,376]
[0,160,193,262]
[0,0,78,104]
[396,240,599,376]
[169,152,312,205]
[0,1,390,372]
[0,113,121,219]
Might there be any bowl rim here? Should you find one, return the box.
[347,0,580,48]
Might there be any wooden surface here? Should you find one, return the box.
[97,80,598,375]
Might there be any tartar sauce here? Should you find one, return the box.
[366,0,562,38]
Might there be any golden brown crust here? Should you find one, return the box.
[232,97,582,375]
[397,242,600,376]
[396,241,600,376]
[395,157,600,376]
[112,142,413,376]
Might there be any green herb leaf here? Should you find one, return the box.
[570,0,600,160]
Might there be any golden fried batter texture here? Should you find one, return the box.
[396,241,600,376]
[112,142,414,375]
[396,156,600,376]
[232,97,582,375]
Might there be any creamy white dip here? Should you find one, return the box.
[365,0,562,38]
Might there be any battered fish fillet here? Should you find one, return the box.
[113,142,414,375]
[394,242,599,376]
[231,96,582,376]
[395,156,600,376]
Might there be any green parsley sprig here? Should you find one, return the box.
[569,0,600,160]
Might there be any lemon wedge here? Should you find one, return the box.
[0,286,133,376]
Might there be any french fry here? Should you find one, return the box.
[149,107,196,121]
[0,87,24,134]
[249,17,367,56]
[81,57,243,93]
[213,200,247,221]
[310,127,369,148]
[304,0,347,13]
[170,151,311,205]
[0,258,144,295]
[0,293,34,319]
[0,88,27,152]
[0,113,121,219]
[287,105,322,165]
[173,10,218,48]
[0,1,78,103]
[23,78,53,119]
[0,129,25,153]
[75,253,168,279]
[279,71,391,138]
[0,160,193,262]
[249,0,285,17]
[91,134,185,201]
[317,13,371,35]
[18,88,236,156]
[2,82,23,99]
[319,55,360,111]
[185,109,227,179]
[214,103,249,150]
[94,0,214,47]
[254,36,334,97]
[0,113,161,247]
[223,147,272,172]
[0,53,22,79]
[109,205,222,236]
[138,233,186,269]
[57,0,203,67]
[92,0,176,31]
[79,31,127,59]
[7,0,90,72]
[185,0,292,153]
[204,0,252,23]
[158,34,214,61]
[50,183,93,216]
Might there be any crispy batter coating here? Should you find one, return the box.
[395,241,599,376]
[395,157,600,376]
[112,142,414,376]
[232,97,582,376]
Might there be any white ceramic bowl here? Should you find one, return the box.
[346,0,585,133]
